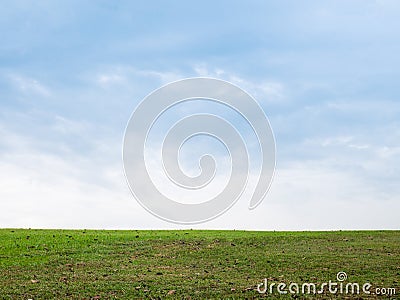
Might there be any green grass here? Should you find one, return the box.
[0,229,398,299]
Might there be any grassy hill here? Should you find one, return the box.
[0,229,398,299]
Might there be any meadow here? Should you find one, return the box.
[0,229,398,299]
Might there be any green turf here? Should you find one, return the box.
[0,229,398,299]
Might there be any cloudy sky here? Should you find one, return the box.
[1,0,399,230]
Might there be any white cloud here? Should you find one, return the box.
[199,159,400,230]
[193,64,286,103]
[320,135,354,147]
[137,69,184,84]
[0,126,170,229]
[1,114,399,229]
[52,115,92,135]
[305,135,371,151]
[1,66,399,230]
[8,74,51,97]
[87,65,184,89]
[376,145,400,159]
[1,0,399,231]
[97,73,125,86]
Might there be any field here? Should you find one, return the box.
[0,229,398,299]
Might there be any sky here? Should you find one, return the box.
[0,0,399,230]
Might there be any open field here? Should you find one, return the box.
[0,229,398,299]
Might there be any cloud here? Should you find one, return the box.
[0,123,173,229]
[1,64,399,229]
[2,128,398,230]
[97,73,125,87]
[8,74,51,97]
[201,157,400,230]
[193,64,286,104]
[1,0,399,229]
[136,69,184,84]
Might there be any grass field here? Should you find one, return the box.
[0,229,398,299]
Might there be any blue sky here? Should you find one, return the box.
[1,0,399,229]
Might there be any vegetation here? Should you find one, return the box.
[0,229,398,299]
